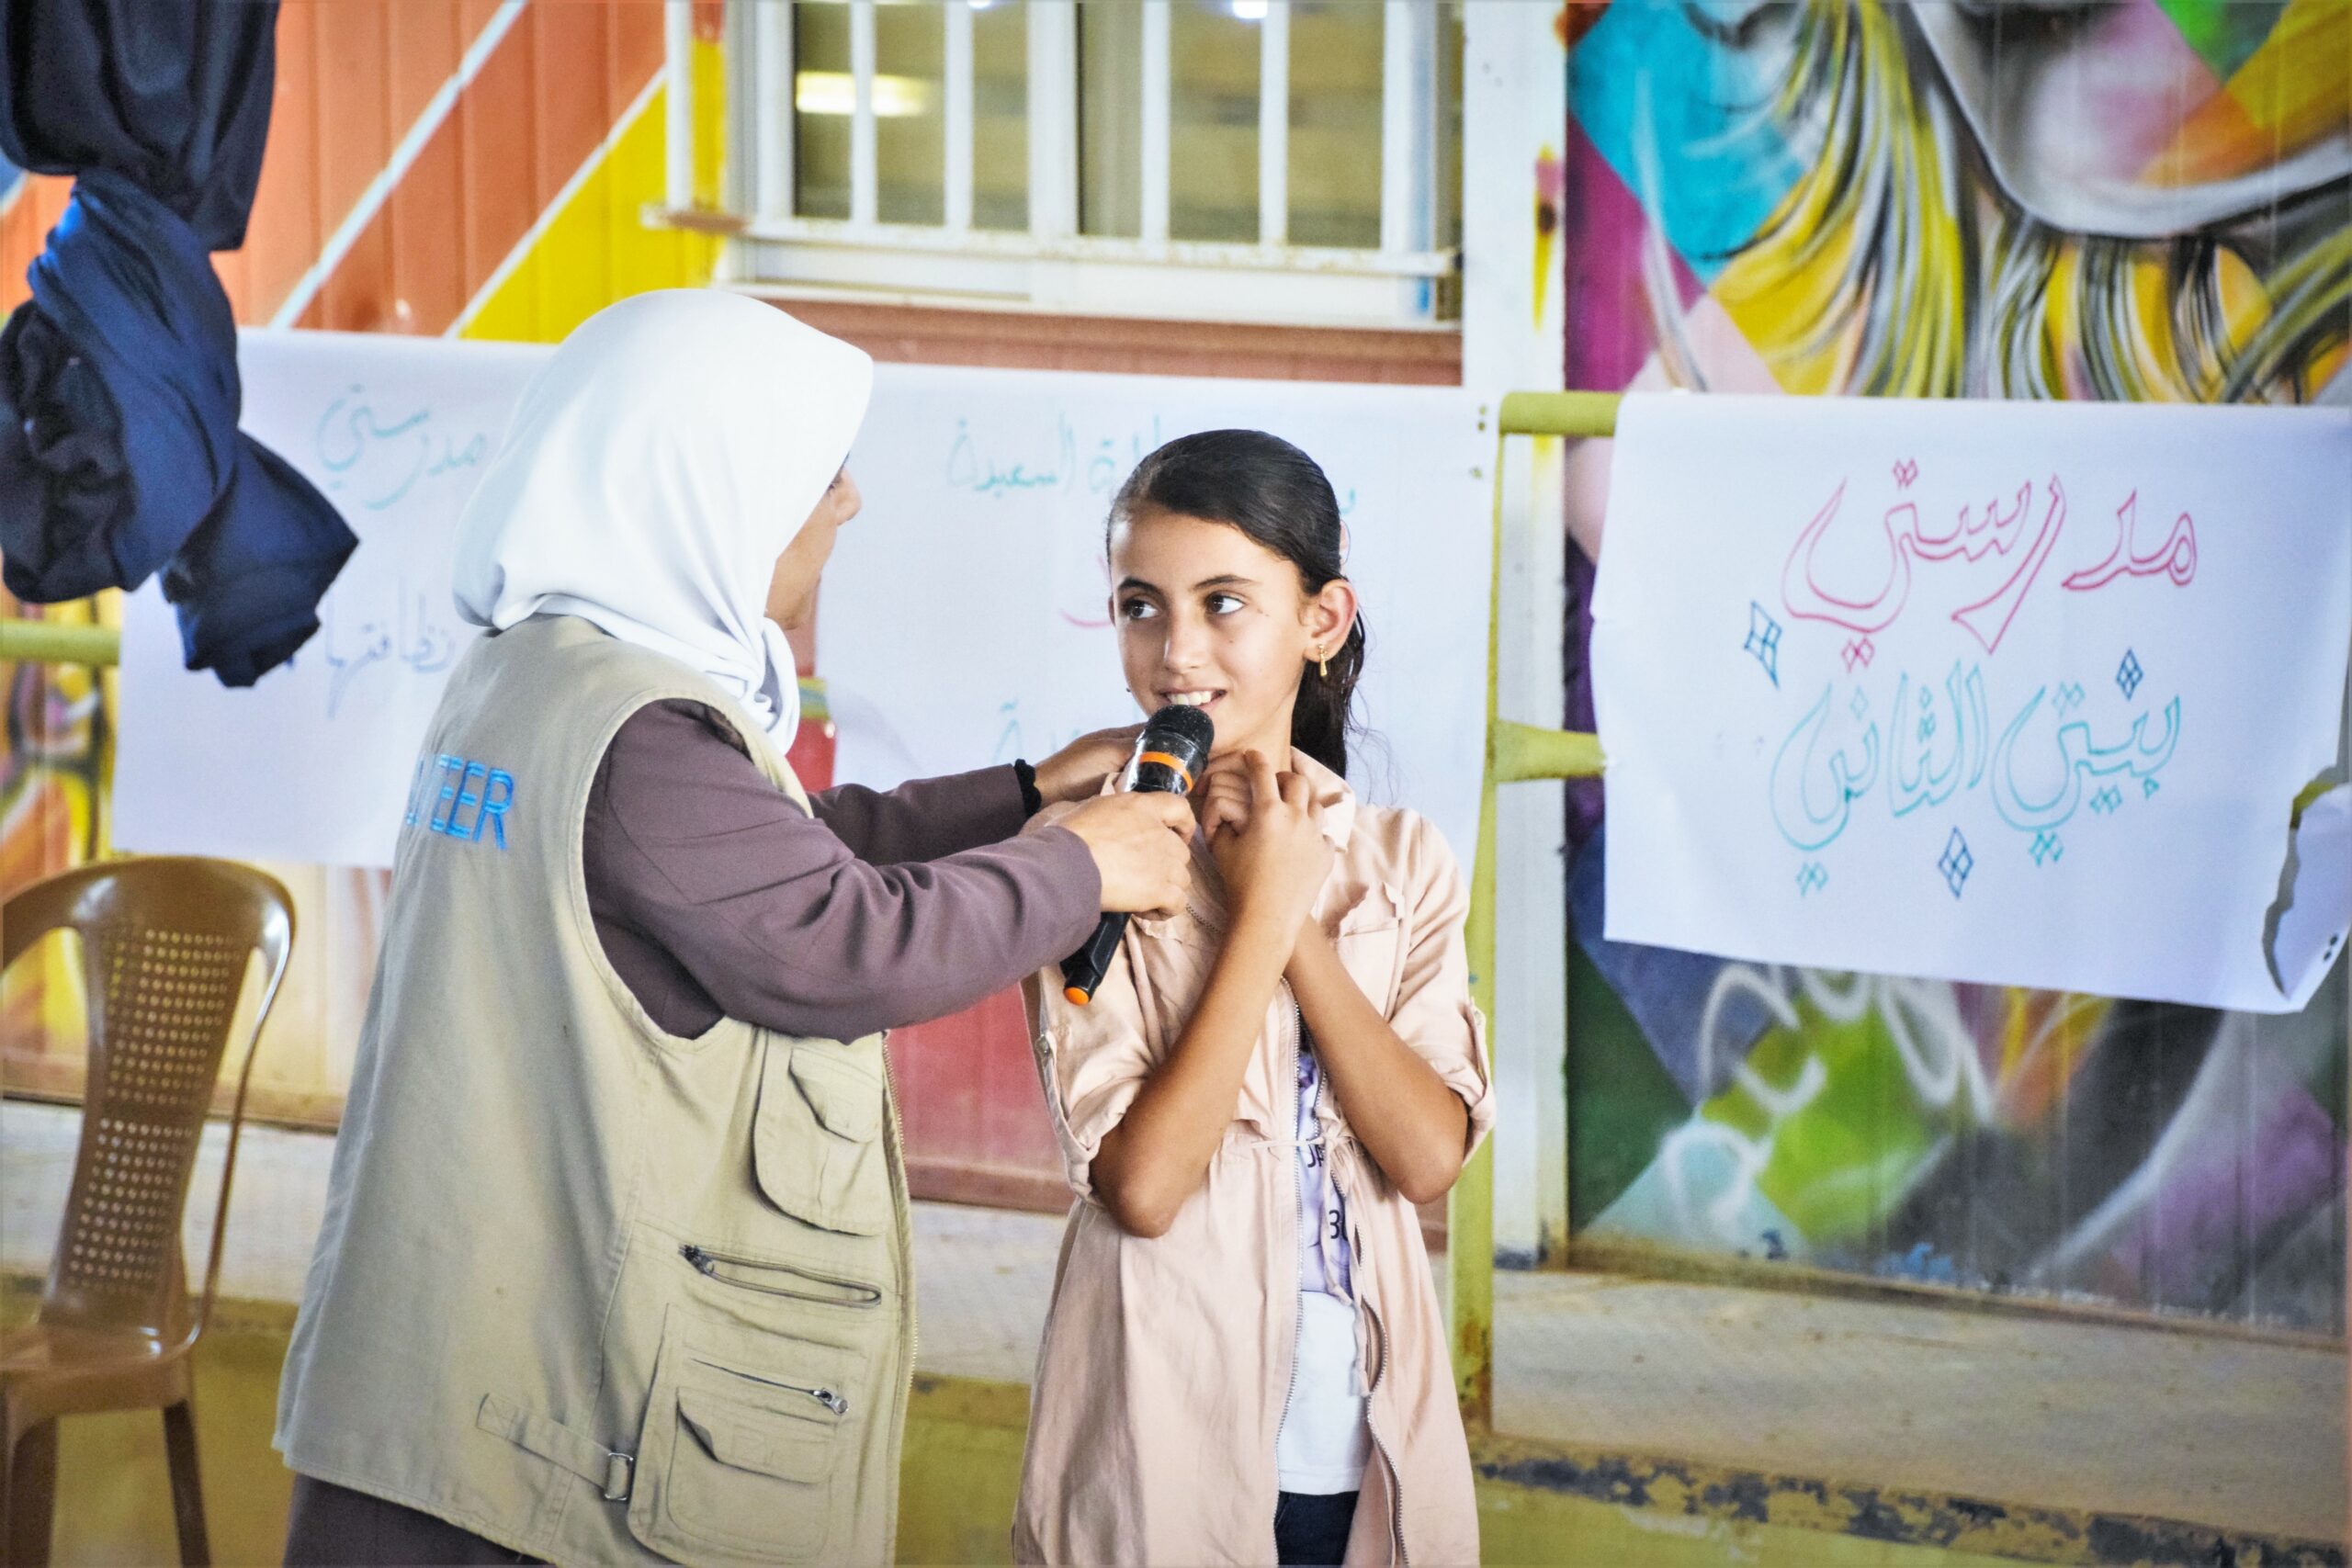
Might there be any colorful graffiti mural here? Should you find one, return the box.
[1561,0,2349,1333]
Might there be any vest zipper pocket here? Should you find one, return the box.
[688,1357,851,1417]
[679,1243,883,1308]
[628,1313,865,1564]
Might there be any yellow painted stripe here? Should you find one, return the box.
[459,38,726,345]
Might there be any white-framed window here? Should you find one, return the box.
[668,0,1464,328]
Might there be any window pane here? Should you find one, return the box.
[1286,0,1380,249]
[973,1,1028,231]
[1169,1,1257,243]
[875,1,944,225]
[1077,1,1141,238]
[1436,1,1463,253]
[794,1,851,220]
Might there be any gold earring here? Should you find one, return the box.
[1316,647,1329,679]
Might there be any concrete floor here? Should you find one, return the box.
[5,1099,2344,1552]
[10,1310,2042,1568]
[1487,1269,2340,1542]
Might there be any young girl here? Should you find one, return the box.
[1016,431,1493,1566]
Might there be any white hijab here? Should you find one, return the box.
[452,290,874,750]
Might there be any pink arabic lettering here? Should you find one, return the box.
[1779,482,1915,636]
[1781,472,2068,657]
[1937,479,2067,656]
[2062,491,2198,592]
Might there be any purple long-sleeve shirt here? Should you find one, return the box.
[583,699,1101,1040]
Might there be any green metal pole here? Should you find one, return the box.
[0,618,119,667]
[1495,721,1605,784]
[1453,756,1498,1427]
[1448,428,1510,1430]
[1450,397,1616,1430]
[1497,389,1620,440]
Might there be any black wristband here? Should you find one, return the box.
[1012,759,1044,818]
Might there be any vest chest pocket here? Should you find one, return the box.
[628,1313,868,1566]
[752,1039,890,1236]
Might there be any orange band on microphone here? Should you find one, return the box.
[1136,752,1195,791]
[1064,986,1093,1006]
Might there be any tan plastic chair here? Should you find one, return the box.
[0,857,293,1568]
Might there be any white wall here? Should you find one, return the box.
[1460,1,1569,1265]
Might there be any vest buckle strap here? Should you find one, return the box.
[476,1392,637,1505]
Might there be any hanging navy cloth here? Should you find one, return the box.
[0,0,356,686]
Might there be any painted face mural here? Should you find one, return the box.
[1560,0,2347,1332]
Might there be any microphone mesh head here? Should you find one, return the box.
[1142,702,1216,771]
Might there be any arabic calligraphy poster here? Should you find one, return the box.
[118,330,549,867]
[119,337,1493,874]
[1593,392,2352,1012]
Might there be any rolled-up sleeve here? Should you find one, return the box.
[1019,805,1162,1201]
[1389,817,1495,1156]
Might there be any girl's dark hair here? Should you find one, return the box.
[1108,429,1365,777]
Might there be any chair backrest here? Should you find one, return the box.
[1,856,294,1342]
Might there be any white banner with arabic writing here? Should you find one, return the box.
[118,332,1492,872]
[1593,392,2352,1012]
[820,364,1491,866]
[118,331,548,869]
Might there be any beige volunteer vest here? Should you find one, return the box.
[276,615,914,1567]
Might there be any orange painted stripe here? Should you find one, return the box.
[0,175,53,317]
[242,1,447,322]
[458,6,544,310]
[0,175,76,319]
[300,0,663,336]
[223,0,318,322]
[251,1,525,326]
[0,2,663,331]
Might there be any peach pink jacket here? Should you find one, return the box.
[1014,750,1494,1566]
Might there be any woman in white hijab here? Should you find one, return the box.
[277,292,1193,1568]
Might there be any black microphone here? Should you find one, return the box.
[1059,703,1216,1006]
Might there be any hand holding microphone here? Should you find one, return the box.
[1057,704,1216,1004]
[1033,722,1147,806]
[1060,790,1193,919]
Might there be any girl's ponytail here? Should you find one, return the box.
[1288,614,1366,777]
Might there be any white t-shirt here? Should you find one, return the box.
[1275,1035,1372,1495]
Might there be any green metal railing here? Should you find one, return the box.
[0,619,119,666]
[1445,389,1618,1428]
